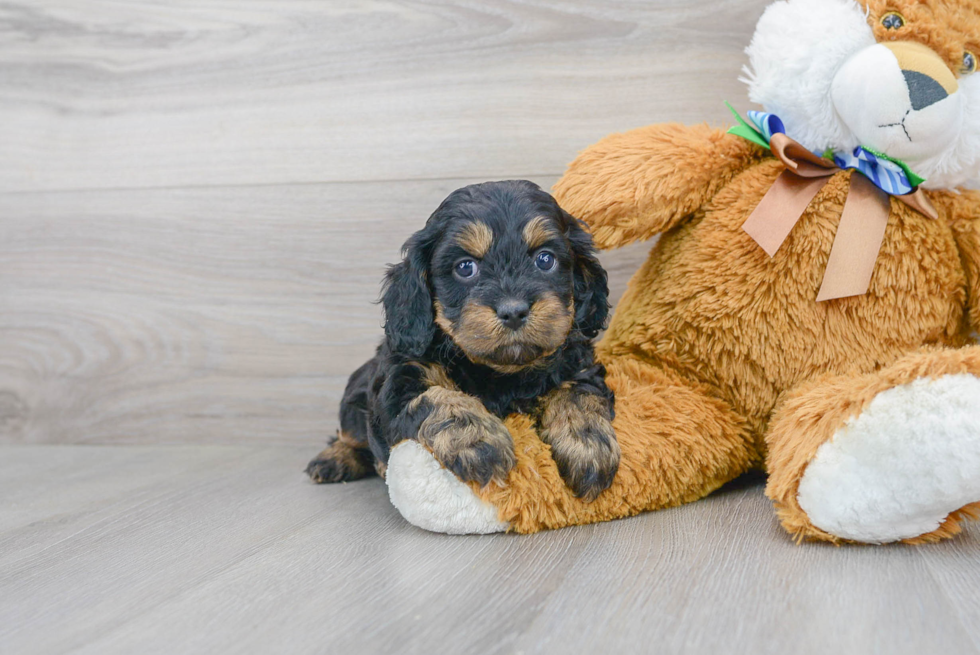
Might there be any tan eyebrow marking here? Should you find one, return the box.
[455,221,494,258]
[522,216,560,250]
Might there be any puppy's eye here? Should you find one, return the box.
[962,51,977,75]
[534,251,557,271]
[881,11,905,30]
[454,259,478,280]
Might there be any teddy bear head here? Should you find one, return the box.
[744,0,980,189]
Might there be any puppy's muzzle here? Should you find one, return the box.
[447,294,574,371]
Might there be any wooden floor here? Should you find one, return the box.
[4,446,980,655]
[3,1,980,653]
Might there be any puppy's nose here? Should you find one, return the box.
[496,299,530,331]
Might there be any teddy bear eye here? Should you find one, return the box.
[881,11,905,30]
[962,51,978,75]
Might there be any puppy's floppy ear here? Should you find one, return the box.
[563,209,610,339]
[381,228,436,358]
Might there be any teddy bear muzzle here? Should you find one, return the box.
[831,40,962,163]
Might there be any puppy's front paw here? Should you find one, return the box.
[413,387,515,487]
[540,387,620,502]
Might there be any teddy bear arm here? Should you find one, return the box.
[552,123,759,249]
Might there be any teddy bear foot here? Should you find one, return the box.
[796,373,980,544]
[385,440,510,534]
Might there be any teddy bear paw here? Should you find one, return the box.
[385,440,510,535]
[797,373,980,544]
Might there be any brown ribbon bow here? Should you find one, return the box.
[742,133,938,301]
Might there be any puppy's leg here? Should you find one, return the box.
[538,365,619,501]
[306,431,376,483]
[307,357,379,483]
[405,386,515,487]
[373,362,515,486]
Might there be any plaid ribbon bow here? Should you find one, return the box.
[743,109,926,196]
[726,104,937,302]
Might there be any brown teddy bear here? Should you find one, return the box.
[382,0,980,544]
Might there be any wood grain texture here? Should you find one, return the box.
[1,445,979,655]
[1,0,714,445]
[0,179,650,444]
[1,0,769,193]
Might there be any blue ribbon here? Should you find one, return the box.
[744,111,923,196]
[831,148,914,196]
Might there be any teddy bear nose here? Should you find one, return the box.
[882,41,958,111]
[903,70,949,110]
[496,299,530,331]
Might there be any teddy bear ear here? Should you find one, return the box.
[561,209,610,339]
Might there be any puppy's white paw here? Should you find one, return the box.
[798,374,980,543]
[386,440,510,535]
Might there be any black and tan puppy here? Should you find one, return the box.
[307,180,619,501]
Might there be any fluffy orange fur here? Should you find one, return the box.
[461,1,980,541]
[479,356,756,532]
[554,123,766,250]
[866,0,980,76]
[938,190,980,332]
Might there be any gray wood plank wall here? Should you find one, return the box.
[1,0,771,444]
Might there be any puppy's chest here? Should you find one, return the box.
[456,373,554,418]
[446,365,563,418]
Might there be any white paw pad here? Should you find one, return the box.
[798,374,980,543]
[386,440,510,535]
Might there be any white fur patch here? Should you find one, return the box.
[386,440,510,535]
[797,374,980,543]
[744,0,873,155]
